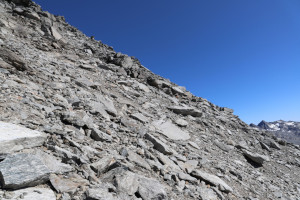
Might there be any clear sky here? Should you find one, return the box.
[33,0,300,124]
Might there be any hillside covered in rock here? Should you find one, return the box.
[0,0,300,200]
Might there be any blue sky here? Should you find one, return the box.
[34,0,300,124]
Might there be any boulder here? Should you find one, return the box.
[0,154,50,189]
[0,121,47,154]
[191,170,233,193]
[145,133,173,155]
[243,150,270,165]
[168,106,202,117]
[152,120,190,140]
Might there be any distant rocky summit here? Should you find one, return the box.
[0,0,300,199]
[251,120,300,145]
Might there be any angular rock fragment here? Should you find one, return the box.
[152,120,190,140]
[0,121,47,153]
[86,186,116,200]
[0,48,27,71]
[138,176,168,200]
[91,128,112,142]
[33,150,73,174]
[243,150,270,165]
[6,187,56,200]
[90,156,116,175]
[145,133,173,155]
[175,118,188,127]
[130,113,148,123]
[191,170,233,193]
[0,154,50,189]
[127,150,151,170]
[168,106,202,117]
[49,174,88,194]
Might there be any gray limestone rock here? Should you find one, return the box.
[0,121,47,154]
[152,120,190,140]
[168,106,202,117]
[145,133,173,155]
[130,113,148,123]
[175,118,188,127]
[243,150,270,165]
[127,150,151,170]
[0,154,50,189]
[138,176,168,200]
[49,174,88,194]
[5,187,56,200]
[86,186,117,200]
[91,128,112,142]
[191,170,233,193]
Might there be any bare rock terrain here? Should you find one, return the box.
[0,0,299,199]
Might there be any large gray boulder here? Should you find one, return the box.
[0,121,47,154]
[168,106,202,117]
[0,154,50,189]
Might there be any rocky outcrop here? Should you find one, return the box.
[0,0,299,199]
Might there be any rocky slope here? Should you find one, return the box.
[251,120,300,145]
[0,0,300,200]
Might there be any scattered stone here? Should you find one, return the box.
[152,120,190,140]
[130,113,148,123]
[168,106,202,117]
[127,150,151,170]
[0,121,47,153]
[49,174,88,194]
[0,154,50,189]
[145,133,173,155]
[243,150,270,165]
[175,118,188,127]
[5,187,56,200]
[191,170,233,193]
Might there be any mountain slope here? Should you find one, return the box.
[251,120,300,145]
[0,0,299,199]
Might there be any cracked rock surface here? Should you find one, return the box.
[0,0,299,199]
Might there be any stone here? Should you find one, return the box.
[152,120,190,140]
[178,172,197,182]
[175,118,188,127]
[91,128,112,142]
[61,111,93,127]
[95,94,117,116]
[191,170,233,193]
[86,186,116,200]
[0,154,50,189]
[90,156,116,175]
[243,150,270,165]
[157,152,182,172]
[49,174,88,194]
[189,141,200,149]
[0,121,47,153]
[138,176,168,200]
[5,187,56,200]
[127,150,151,170]
[34,150,73,174]
[50,26,62,40]
[130,113,148,123]
[145,133,173,155]
[168,106,202,117]
[114,170,139,195]
[198,187,218,200]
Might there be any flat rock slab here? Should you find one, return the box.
[168,106,202,117]
[152,120,190,140]
[50,174,88,194]
[0,154,50,189]
[243,150,270,165]
[3,187,56,200]
[192,170,233,193]
[0,121,47,153]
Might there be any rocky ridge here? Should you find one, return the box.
[251,120,300,145]
[0,0,299,199]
